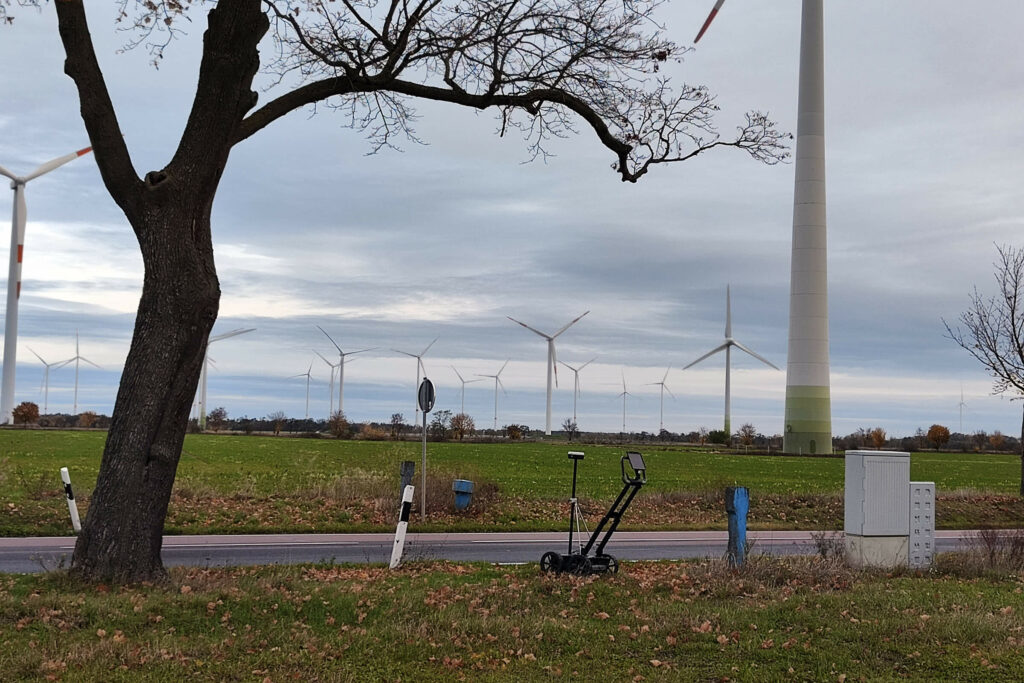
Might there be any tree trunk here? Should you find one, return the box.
[71,204,220,583]
[1019,404,1023,496]
[55,0,270,582]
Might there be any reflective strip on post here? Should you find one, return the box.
[60,467,81,533]
[390,485,415,569]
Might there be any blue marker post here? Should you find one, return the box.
[725,486,749,568]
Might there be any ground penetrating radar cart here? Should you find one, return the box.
[540,450,647,575]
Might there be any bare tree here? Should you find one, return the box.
[945,245,1024,495]
[8,0,787,582]
[868,427,886,450]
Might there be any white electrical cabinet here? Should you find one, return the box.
[844,450,910,536]
[909,481,936,569]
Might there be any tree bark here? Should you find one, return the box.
[1019,404,1023,497]
[55,0,269,582]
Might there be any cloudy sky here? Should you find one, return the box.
[1,1,1023,437]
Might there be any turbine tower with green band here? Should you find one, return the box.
[783,0,831,454]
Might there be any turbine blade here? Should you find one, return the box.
[0,164,15,181]
[314,350,333,366]
[732,340,780,370]
[15,184,27,245]
[497,359,510,376]
[26,346,46,365]
[579,357,596,370]
[665,384,676,399]
[451,365,465,382]
[694,0,726,43]
[551,310,590,338]
[683,342,730,369]
[507,316,550,339]
[348,347,377,356]
[80,357,102,370]
[420,337,438,356]
[551,342,559,387]
[317,325,342,353]
[210,327,255,343]
[662,366,671,383]
[497,377,507,395]
[725,284,732,339]
[392,349,418,358]
[24,147,92,182]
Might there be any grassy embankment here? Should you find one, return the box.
[2,431,1021,536]
[1,553,1023,681]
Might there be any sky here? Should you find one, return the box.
[1,1,1024,437]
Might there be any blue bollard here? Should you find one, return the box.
[725,486,749,568]
[453,479,474,511]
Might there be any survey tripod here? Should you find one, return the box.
[540,450,647,575]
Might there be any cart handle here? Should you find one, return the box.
[621,451,646,485]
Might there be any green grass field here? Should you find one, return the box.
[1,555,1022,681]
[2,430,1021,536]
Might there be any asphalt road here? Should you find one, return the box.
[0,530,978,574]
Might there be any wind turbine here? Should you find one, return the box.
[0,146,93,423]
[317,325,376,416]
[196,327,255,428]
[507,310,589,436]
[645,366,675,433]
[393,337,437,424]
[476,360,509,431]
[290,361,315,419]
[558,357,595,425]
[26,347,71,414]
[314,350,341,416]
[451,366,483,414]
[683,286,779,437]
[66,330,101,415]
[695,0,832,454]
[954,385,962,432]
[617,371,632,435]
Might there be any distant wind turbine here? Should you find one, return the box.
[954,385,962,432]
[318,325,376,416]
[290,361,315,419]
[451,366,483,414]
[617,371,633,435]
[476,360,509,431]
[67,330,101,415]
[684,286,779,436]
[26,347,71,414]
[0,146,93,423]
[507,310,589,435]
[393,337,437,423]
[645,367,675,433]
[314,350,341,416]
[558,357,595,426]
[198,327,255,429]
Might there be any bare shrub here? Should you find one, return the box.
[935,528,1024,576]
[15,467,57,500]
[810,530,846,559]
[359,424,390,441]
[77,411,98,428]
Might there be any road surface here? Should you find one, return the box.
[0,530,979,574]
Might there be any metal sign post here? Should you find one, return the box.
[417,377,435,521]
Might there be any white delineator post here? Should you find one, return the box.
[60,467,81,533]
[0,147,92,424]
[390,484,415,568]
[783,0,832,455]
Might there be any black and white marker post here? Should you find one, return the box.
[390,484,415,569]
[60,467,81,533]
[417,377,435,521]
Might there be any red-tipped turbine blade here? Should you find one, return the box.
[694,0,726,43]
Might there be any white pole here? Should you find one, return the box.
[725,344,732,436]
[198,354,209,428]
[60,467,81,533]
[338,355,345,415]
[390,484,415,568]
[545,341,554,435]
[0,184,24,424]
[421,410,428,521]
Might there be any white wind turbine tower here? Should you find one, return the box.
[314,350,341,416]
[617,371,633,435]
[198,327,255,429]
[684,286,779,437]
[318,326,376,416]
[507,311,589,435]
[67,330,101,415]
[0,146,93,424]
[558,357,595,426]
[645,367,675,433]
[393,337,437,424]
[958,383,967,433]
[451,366,483,414]
[290,361,315,419]
[26,347,71,414]
[476,360,509,431]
